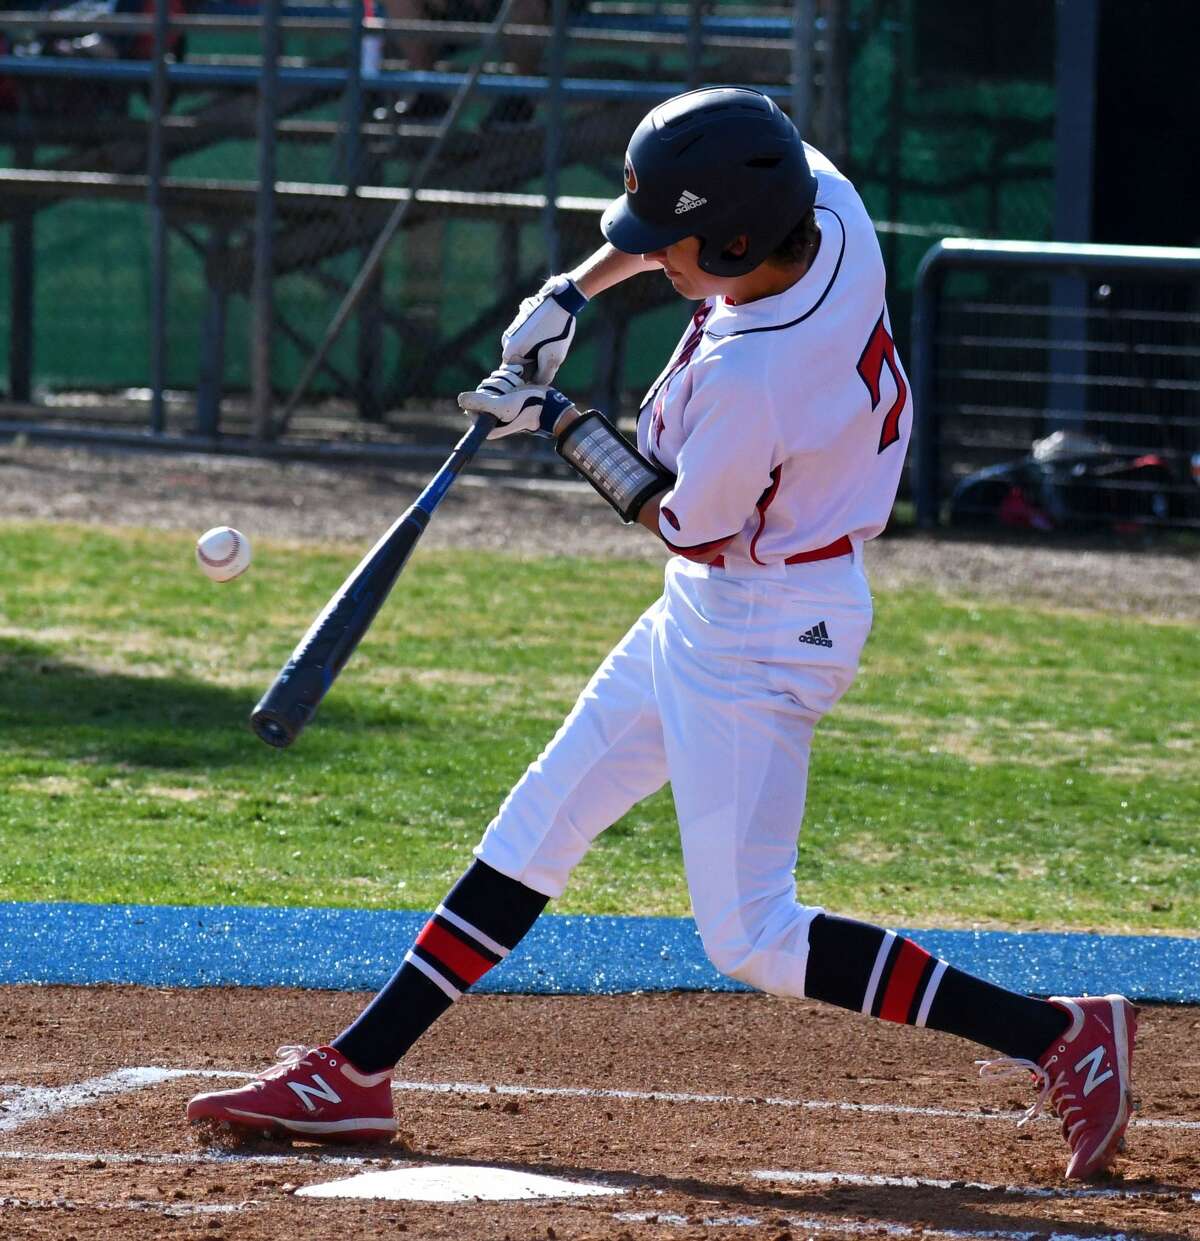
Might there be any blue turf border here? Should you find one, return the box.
[1,902,1196,1002]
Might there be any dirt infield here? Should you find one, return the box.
[0,439,1197,619]
[0,986,1197,1240]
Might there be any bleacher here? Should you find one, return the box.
[0,0,798,444]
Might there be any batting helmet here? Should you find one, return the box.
[601,86,819,277]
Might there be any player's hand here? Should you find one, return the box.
[458,364,576,440]
[500,274,588,384]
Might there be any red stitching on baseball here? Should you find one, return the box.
[198,531,241,567]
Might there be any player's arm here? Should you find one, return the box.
[457,373,740,565]
[501,246,654,383]
[638,358,779,562]
[632,489,727,562]
[542,404,728,561]
[567,244,654,299]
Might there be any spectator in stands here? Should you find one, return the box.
[380,0,546,129]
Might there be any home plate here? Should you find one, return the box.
[295,1164,624,1202]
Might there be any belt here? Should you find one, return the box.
[712,534,852,571]
[784,534,853,564]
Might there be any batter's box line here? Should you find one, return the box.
[378,1076,1198,1134]
[751,1170,1200,1204]
[6,1066,1194,1136]
[614,1210,1140,1240]
[0,1193,255,1219]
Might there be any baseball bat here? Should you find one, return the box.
[250,413,497,748]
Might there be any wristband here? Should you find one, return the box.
[555,410,673,523]
[547,275,588,316]
[536,388,574,436]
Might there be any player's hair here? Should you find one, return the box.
[765,209,820,267]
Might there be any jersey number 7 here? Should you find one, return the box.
[857,312,908,454]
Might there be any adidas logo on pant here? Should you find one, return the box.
[674,190,708,214]
[798,621,832,648]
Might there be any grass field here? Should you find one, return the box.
[0,521,1195,933]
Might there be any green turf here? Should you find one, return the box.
[0,521,1195,932]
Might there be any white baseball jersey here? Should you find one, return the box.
[636,145,911,568]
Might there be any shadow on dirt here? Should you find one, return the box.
[373,1149,1194,1240]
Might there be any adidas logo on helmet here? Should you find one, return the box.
[674,190,708,214]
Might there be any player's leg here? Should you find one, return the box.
[655,561,1133,1179]
[187,601,669,1140]
[328,598,669,1069]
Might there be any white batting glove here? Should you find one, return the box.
[500,274,588,384]
[458,364,576,440]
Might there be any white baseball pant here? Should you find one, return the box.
[475,552,874,997]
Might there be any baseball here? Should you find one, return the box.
[196,526,252,582]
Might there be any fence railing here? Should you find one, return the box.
[910,239,1200,532]
[0,0,801,460]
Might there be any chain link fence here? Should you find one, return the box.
[0,0,1063,470]
[912,243,1200,532]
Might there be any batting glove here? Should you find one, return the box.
[458,364,575,440]
[500,274,588,384]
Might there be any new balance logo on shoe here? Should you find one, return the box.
[798,621,833,648]
[1074,1045,1115,1097]
[287,1074,342,1113]
[674,190,708,214]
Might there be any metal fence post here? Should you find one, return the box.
[1049,0,1099,431]
[9,138,34,404]
[542,0,568,271]
[910,242,946,528]
[686,0,703,88]
[196,229,230,438]
[147,0,171,435]
[253,0,281,441]
[790,0,814,134]
[340,0,365,188]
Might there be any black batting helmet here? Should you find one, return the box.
[601,86,818,277]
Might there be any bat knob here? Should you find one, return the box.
[252,715,294,749]
[250,665,327,748]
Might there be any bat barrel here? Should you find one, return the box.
[249,414,496,750]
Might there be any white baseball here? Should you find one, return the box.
[196,526,252,582]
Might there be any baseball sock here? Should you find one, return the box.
[804,913,1070,1060]
[332,860,548,1073]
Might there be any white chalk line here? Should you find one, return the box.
[0,1147,377,1169]
[5,1065,1196,1136]
[0,1067,186,1133]
[614,1210,1139,1241]
[381,1076,1199,1133]
[0,1192,254,1218]
[753,1170,1200,1203]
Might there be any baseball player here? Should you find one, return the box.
[189,88,1136,1180]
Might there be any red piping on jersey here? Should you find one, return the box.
[662,529,737,561]
[649,303,713,449]
[749,466,783,565]
[711,534,852,571]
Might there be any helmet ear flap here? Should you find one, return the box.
[696,226,757,277]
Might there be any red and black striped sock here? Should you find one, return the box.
[332,860,548,1073]
[804,914,1069,1061]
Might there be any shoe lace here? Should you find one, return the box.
[254,1044,315,1084]
[976,1056,1083,1140]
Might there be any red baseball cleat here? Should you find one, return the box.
[979,994,1137,1180]
[186,1045,396,1143]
